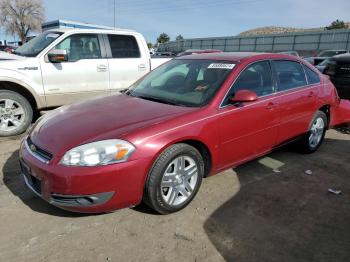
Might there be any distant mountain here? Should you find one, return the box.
[239,23,350,36]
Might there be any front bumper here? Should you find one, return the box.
[19,140,151,213]
[22,170,114,207]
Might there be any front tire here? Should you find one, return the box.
[299,111,327,153]
[144,143,204,214]
[0,90,33,137]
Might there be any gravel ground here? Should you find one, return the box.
[0,129,349,262]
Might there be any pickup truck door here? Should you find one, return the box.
[104,34,150,92]
[40,33,109,107]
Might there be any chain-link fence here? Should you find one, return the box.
[158,29,350,56]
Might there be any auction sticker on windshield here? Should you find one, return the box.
[208,63,235,69]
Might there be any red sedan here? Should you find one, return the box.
[19,52,350,214]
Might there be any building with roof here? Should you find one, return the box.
[41,20,116,31]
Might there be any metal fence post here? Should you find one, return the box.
[292,35,296,51]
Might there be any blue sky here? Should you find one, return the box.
[1,0,350,43]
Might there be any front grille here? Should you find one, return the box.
[27,137,53,162]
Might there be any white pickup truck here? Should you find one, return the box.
[0,28,171,136]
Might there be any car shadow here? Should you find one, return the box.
[2,150,96,217]
[335,125,350,135]
[204,137,350,262]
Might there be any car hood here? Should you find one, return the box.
[0,51,25,60]
[30,94,196,156]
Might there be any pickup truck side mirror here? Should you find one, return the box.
[48,49,68,63]
[230,89,258,104]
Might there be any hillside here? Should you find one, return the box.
[239,23,350,36]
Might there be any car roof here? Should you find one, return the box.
[175,52,300,62]
[46,27,136,35]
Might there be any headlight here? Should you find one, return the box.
[60,139,135,166]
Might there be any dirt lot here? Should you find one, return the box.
[0,129,349,262]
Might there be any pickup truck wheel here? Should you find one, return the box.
[144,143,204,214]
[299,111,327,153]
[0,90,33,137]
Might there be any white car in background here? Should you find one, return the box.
[0,28,171,136]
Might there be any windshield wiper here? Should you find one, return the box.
[132,94,181,106]
[119,88,129,94]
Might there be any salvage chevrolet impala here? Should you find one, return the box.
[19,52,350,214]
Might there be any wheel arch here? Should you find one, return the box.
[147,137,214,178]
[318,104,331,128]
[0,81,40,111]
[178,139,212,177]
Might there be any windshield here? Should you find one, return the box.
[318,58,331,66]
[14,31,63,57]
[128,59,235,107]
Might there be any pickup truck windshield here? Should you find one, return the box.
[129,59,235,107]
[14,31,63,57]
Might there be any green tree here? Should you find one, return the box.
[147,42,153,49]
[157,33,170,44]
[176,34,184,41]
[326,19,348,30]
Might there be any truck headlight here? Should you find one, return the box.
[60,139,135,166]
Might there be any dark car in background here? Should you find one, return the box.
[305,50,348,65]
[324,53,350,100]
[0,45,16,53]
[315,58,331,73]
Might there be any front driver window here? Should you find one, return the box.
[223,61,274,105]
[54,34,102,62]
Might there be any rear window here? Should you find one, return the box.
[272,60,307,91]
[108,34,140,58]
[303,65,320,84]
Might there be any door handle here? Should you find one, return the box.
[97,65,108,72]
[138,64,147,71]
[266,102,277,110]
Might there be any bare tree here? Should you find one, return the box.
[0,0,45,43]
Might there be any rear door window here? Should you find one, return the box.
[272,60,307,91]
[108,34,140,58]
[303,65,321,84]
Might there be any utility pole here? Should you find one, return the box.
[113,0,116,28]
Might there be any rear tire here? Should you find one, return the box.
[144,143,204,214]
[298,111,327,153]
[0,90,33,137]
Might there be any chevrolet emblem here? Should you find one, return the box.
[30,144,37,152]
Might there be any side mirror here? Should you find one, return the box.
[230,89,258,103]
[48,49,67,63]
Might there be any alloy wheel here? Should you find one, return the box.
[309,117,325,148]
[160,155,199,206]
[0,98,26,132]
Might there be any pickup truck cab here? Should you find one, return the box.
[0,28,170,136]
